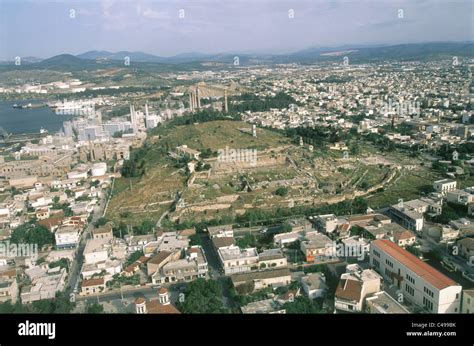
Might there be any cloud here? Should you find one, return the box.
[142,8,169,20]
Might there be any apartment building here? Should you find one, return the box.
[390,205,424,232]
[457,238,474,264]
[21,267,67,303]
[300,232,333,263]
[231,268,291,293]
[0,277,18,304]
[433,179,457,195]
[461,289,474,314]
[147,251,176,276]
[84,238,110,264]
[314,214,338,234]
[55,225,81,249]
[157,232,190,252]
[218,246,259,275]
[446,188,474,205]
[152,246,208,284]
[365,291,410,314]
[334,267,382,313]
[370,239,462,313]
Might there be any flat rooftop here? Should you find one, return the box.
[218,246,258,261]
[366,291,410,314]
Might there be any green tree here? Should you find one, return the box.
[275,187,289,197]
[189,233,203,247]
[176,278,227,313]
[10,224,54,249]
[94,217,109,228]
[283,296,324,313]
[124,250,144,267]
[87,303,104,314]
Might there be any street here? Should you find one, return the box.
[66,194,107,299]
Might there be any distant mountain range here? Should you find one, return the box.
[75,42,474,64]
[2,41,472,71]
[76,50,213,64]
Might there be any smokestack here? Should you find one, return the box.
[145,102,149,117]
[189,92,194,112]
[196,88,201,109]
[130,104,138,133]
[88,134,94,161]
[224,90,228,113]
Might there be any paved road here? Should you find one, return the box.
[199,233,222,278]
[420,230,473,272]
[66,196,107,298]
[199,233,235,310]
[76,285,156,303]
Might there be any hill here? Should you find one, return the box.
[106,120,290,226]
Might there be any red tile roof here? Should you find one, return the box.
[393,230,415,242]
[146,300,180,314]
[148,251,172,265]
[335,279,363,302]
[81,278,105,287]
[372,239,457,290]
[135,297,146,305]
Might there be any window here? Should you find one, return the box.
[406,274,415,285]
[423,297,434,311]
[385,259,393,268]
[423,287,434,298]
[405,284,415,296]
[456,293,459,299]
[373,250,381,258]
[373,259,380,268]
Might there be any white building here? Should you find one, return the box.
[365,291,410,314]
[446,188,474,205]
[370,239,462,313]
[218,246,259,275]
[335,267,382,313]
[21,267,67,303]
[91,162,107,177]
[314,214,338,234]
[157,232,190,252]
[390,205,424,232]
[84,238,110,264]
[300,272,327,299]
[433,179,457,195]
[55,226,81,249]
[461,289,474,314]
[258,248,287,269]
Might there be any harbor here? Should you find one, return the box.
[0,99,74,136]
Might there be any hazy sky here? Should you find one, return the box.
[0,0,472,60]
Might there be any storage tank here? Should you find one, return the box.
[91,162,107,177]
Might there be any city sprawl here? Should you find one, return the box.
[0,1,473,317]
